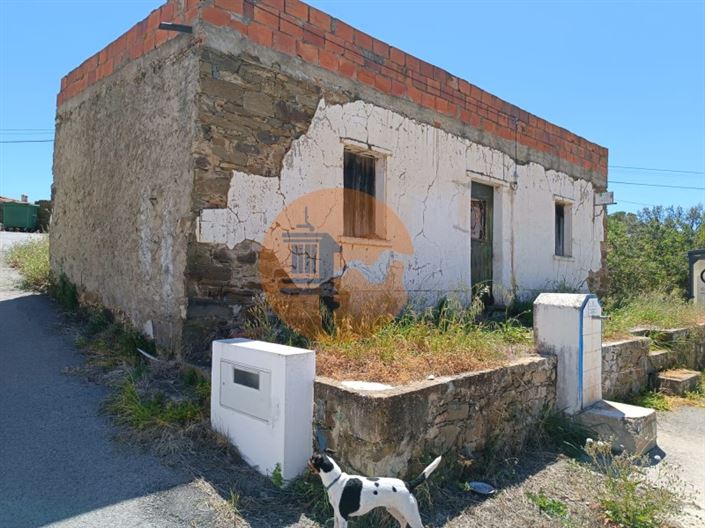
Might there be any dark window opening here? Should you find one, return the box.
[555,203,566,256]
[344,150,376,238]
[233,368,260,390]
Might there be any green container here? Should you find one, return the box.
[1,202,40,231]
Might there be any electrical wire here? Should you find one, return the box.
[0,139,54,144]
[610,181,705,191]
[609,165,705,175]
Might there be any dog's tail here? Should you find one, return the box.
[406,456,442,492]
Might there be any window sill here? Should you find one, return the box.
[339,236,393,248]
[553,254,575,262]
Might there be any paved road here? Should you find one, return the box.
[0,242,225,527]
[653,406,705,527]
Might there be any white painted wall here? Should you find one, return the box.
[198,99,604,303]
[534,293,603,414]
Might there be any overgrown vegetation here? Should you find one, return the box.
[247,295,533,383]
[599,206,705,337]
[540,410,594,459]
[581,439,684,528]
[628,390,672,411]
[605,205,705,303]
[4,236,51,291]
[603,291,705,339]
[106,375,204,430]
[630,372,705,410]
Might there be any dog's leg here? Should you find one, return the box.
[335,514,348,528]
[387,508,409,528]
[399,497,425,528]
[403,508,424,528]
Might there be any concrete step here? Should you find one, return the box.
[577,399,656,456]
[647,349,674,373]
[656,369,702,396]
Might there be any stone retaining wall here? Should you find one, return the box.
[602,325,705,400]
[313,356,556,478]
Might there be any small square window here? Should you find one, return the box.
[344,150,377,238]
[555,202,572,257]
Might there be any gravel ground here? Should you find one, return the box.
[649,407,705,528]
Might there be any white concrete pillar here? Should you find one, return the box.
[690,251,705,305]
[210,338,315,481]
[534,293,603,414]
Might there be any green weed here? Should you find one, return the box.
[540,409,594,458]
[628,391,672,411]
[526,489,569,519]
[106,376,204,430]
[53,272,78,310]
[271,463,284,488]
[289,471,333,522]
[227,489,241,515]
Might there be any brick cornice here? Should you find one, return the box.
[58,0,607,176]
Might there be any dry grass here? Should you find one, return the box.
[4,236,51,291]
[604,291,705,340]
[315,301,533,384]
[244,294,535,384]
[315,319,533,383]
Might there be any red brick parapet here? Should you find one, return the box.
[58,0,607,176]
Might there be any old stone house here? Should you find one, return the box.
[51,0,608,361]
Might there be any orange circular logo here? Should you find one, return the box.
[259,188,413,338]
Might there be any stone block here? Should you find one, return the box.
[647,349,674,373]
[577,399,656,456]
[657,369,702,396]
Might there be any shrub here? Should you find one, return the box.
[4,237,51,291]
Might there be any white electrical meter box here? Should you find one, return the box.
[211,338,315,481]
[534,293,603,414]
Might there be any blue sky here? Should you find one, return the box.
[1,0,703,213]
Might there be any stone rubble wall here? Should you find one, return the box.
[314,356,556,478]
[51,37,200,353]
[601,325,705,400]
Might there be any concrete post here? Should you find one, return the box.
[533,293,603,414]
[210,338,315,481]
[688,249,705,305]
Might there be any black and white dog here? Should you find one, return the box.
[308,452,442,528]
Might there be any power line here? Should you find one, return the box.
[610,180,705,191]
[609,164,705,175]
[615,199,659,208]
[0,139,54,144]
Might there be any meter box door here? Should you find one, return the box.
[211,338,315,481]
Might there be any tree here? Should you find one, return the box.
[605,205,705,304]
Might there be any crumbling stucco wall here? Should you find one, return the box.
[196,97,604,302]
[51,38,200,352]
